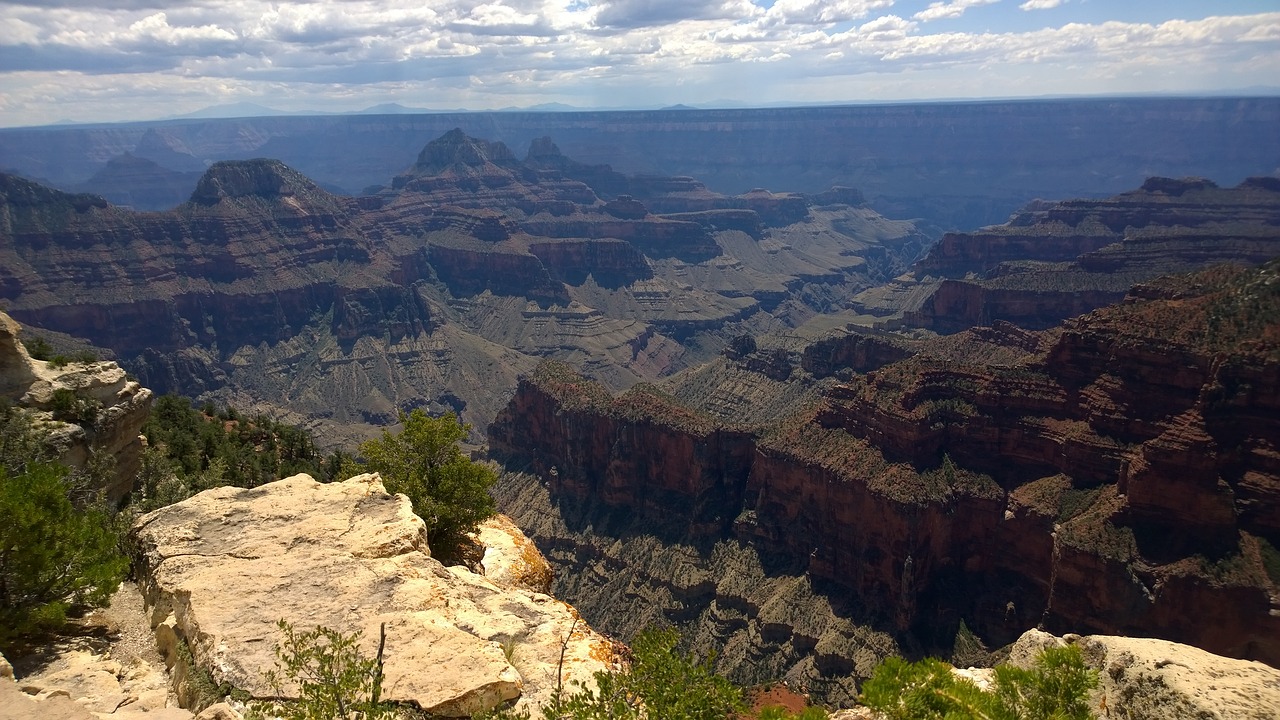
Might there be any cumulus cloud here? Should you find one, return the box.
[1019,0,1064,10]
[593,0,758,29]
[913,0,1001,23]
[0,0,1277,126]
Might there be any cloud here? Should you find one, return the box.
[593,0,759,29]
[1018,0,1063,10]
[912,0,1001,23]
[763,0,895,27]
[0,1,1277,127]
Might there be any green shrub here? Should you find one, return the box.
[50,388,100,426]
[359,409,496,555]
[252,620,394,720]
[48,354,71,368]
[0,401,50,476]
[860,644,1097,720]
[22,335,52,361]
[139,394,336,507]
[0,461,128,648]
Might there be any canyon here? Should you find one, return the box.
[0,129,925,448]
[2,111,1279,713]
[488,261,1280,704]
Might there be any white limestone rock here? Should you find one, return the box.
[133,472,614,717]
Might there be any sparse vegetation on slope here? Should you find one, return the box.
[138,394,335,509]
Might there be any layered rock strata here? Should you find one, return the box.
[865,177,1280,332]
[1,130,916,445]
[132,473,614,717]
[489,262,1280,695]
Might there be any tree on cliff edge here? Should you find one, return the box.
[359,409,496,555]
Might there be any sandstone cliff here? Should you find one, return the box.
[488,261,1280,702]
[132,473,615,717]
[0,310,151,501]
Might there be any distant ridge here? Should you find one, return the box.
[172,102,321,120]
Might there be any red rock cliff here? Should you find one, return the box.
[490,262,1280,664]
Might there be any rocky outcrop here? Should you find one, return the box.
[1007,629,1280,720]
[527,238,653,287]
[519,213,721,262]
[132,473,614,717]
[75,154,201,212]
[800,329,914,378]
[0,310,152,501]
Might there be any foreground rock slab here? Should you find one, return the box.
[133,473,613,716]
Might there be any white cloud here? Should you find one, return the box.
[0,1,1277,126]
[913,0,1001,23]
[1019,0,1064,10]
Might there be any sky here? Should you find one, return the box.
[1,0,1278,127]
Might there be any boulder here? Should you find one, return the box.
[132,473,614,717]
[476,514,554,594]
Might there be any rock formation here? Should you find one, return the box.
[862,176,1280,332]
[132,472,614,717]
[0,132,922,447]
[0,310,151,501]
[489,261,1280,702]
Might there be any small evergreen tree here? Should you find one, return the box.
[0,461,128,648]
[359,409,496,554]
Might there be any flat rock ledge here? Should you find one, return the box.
[132,473,614,717]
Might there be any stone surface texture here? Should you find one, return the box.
[132,472,614,717]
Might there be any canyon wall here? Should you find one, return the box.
[489,263,1280,700]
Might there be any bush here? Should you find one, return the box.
[359,409,497,555]
[860,644,1097,720]
[50,388,100,426]
[0,400,50,476]
[140,394,336,507]
[253,620,394,720]
[22,335,52,361]
[0,461,128,648]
